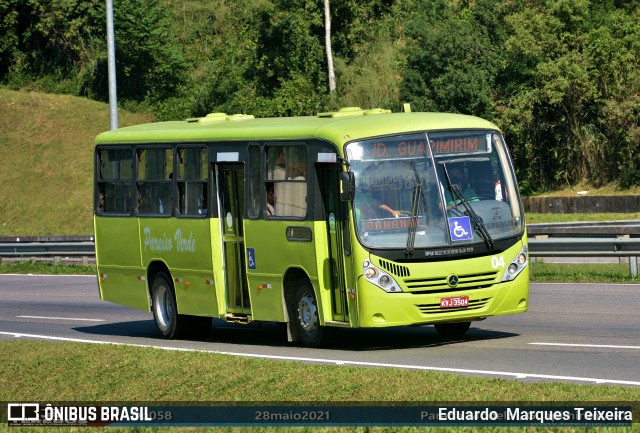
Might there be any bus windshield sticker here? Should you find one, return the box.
[226,212,233,230]
[329,213,336,231]
[448,216,473,241]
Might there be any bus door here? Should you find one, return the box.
[318,164,350,322]
[216,164,251,315]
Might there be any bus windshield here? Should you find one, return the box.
[345,130,524,251]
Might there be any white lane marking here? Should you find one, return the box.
[530,342,640,350]
[2,332,639,386]
[530,281,640,287]
[17,315,105,322]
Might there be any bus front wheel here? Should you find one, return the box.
[434,322,471,337]
[151,272,187,339]
[293,283,324,348]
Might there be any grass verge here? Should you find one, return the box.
[526,213,640,224]
[0,261,95,275]
[530,262,639,283]
[1,341,639,432]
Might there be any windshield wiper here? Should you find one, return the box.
[406,161,426,257]
[443,164,495,251]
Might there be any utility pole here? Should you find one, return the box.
[324,0,336,93]
[106,0,118,129]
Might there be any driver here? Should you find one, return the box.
[443,165,477,208]
[356,190,401,220]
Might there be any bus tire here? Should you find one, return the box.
[151,272,187,339]
[293,282,324,348]
[434,322,471,337]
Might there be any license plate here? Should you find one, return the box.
[440,295,469,308]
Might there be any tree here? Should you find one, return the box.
[400,0,500,117]
[99,0,187,103]
[495,0,640,191]
[0,0,104,90]
[0,0,20,79]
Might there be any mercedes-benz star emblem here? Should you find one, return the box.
[447,275,459,287]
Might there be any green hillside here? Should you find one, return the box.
[0,88,154,236]
[2,0,639,194]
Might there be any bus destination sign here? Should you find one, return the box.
[360,133,489,160]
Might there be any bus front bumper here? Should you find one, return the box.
[355,270,529,328]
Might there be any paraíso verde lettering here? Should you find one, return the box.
[175,228,196,252]
[144,227,196,253]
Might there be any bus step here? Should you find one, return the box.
[224,313,250,324]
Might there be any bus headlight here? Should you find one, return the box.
[363,260,402,293]
[502,245,528,282]
[365,267,378,279]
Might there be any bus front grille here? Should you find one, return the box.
[377,259,410,277]
[416,297,491,314]
[403,271,498,294]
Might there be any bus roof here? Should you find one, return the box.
[94,108,500,150]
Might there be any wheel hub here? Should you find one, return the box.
[298,293,317,332]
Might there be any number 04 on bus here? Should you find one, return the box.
[93,107,529,347]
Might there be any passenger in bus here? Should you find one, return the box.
[290,159,307,180]
[265,183,275,216]
[273,149,287,180]
[197,193,207,215]
[97,192,105,213]
[442,165,477,207]
[137,188,149,213]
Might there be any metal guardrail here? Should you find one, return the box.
[527,220,640,236]
[1,222,640,274]
[526,221,640,276]
[0,236,95,265]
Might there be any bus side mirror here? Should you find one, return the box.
[340,172,355,201]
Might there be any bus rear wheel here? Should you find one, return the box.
[434,322,471,337]
[294,283,324,348]
[151,272,188,339]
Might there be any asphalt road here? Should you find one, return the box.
[1,274,639,386]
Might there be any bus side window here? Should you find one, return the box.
[266,145,307,218]
[96,148,133,215]
[137,147,173,216]
[177,147,208,216]
[247,144,261,218]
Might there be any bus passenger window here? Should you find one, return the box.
[177,146,208,216]
[247,144,261,218]
[136,147,174,216]
[265,145,307,218]
[96,148,133,214]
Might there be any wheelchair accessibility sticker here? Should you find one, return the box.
[247,247,256,270]
[448,216,473,241]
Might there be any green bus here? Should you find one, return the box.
[93,107,529,347]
